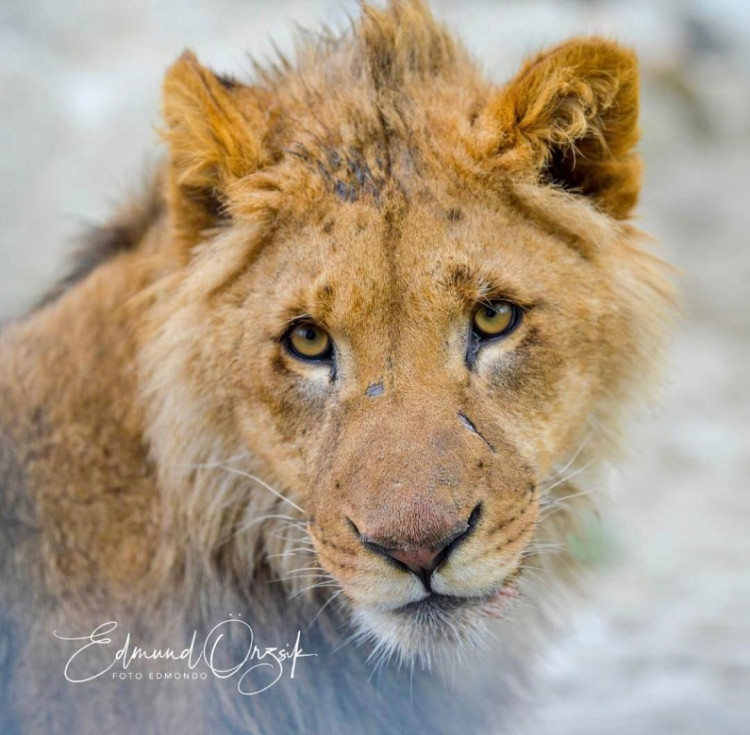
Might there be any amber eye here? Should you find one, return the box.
[284,322,333,361]
[472,300,520,339]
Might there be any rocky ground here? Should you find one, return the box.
[1,1,748,733]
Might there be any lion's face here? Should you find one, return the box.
[204,181,641,659]
[149,21,674,663]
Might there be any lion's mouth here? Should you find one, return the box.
[394,587,518,620]
[396,594,470,616]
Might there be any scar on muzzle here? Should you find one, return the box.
[458,412,497,454]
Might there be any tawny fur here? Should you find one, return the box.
[0,2,675,733]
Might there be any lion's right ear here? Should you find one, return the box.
[161,51,269,243]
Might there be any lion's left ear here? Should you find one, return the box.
[476,37,641,219]
[161,51,270,244]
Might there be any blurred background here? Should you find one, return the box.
[1,0,748,733]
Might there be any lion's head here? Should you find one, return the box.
[140,1,674,664]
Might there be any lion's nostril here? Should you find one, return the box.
[467,502,483,529]
[346,517,361,538]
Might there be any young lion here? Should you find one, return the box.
[0,1,674,733]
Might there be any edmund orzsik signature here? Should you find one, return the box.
[53,618,317,696]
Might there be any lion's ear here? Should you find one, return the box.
[162,51,269,242]
[477,38,641,219]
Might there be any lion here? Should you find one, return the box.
[0,1,675,733]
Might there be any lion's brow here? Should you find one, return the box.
[440,264,521,306]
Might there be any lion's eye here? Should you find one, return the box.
[472,301,520,339]
[285,322,333,361]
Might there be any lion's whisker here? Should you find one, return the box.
[268,578,326,585]
[266,529,312,543]
[283,565,327,575]
[266,548,315,559]
[540,459,595,497]
[548,433,592,482]
[309,589,343,627]
[218,465,306,515]
[538,485,597,517]
[331,629,363,655]
[292,581,340,598]
[232,513,303,535]
[522,541,564,556]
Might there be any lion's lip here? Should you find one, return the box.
[395,594,468,616]
[394,587,518,618]
[476,586,519,618]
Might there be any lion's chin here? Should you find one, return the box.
[351,589,517,668]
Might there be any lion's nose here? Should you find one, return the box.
[387,547,445,570]
[350,504,482,589]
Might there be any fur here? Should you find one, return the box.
[0,2,675,733]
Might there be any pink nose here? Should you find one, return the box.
[387,547,443,572]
